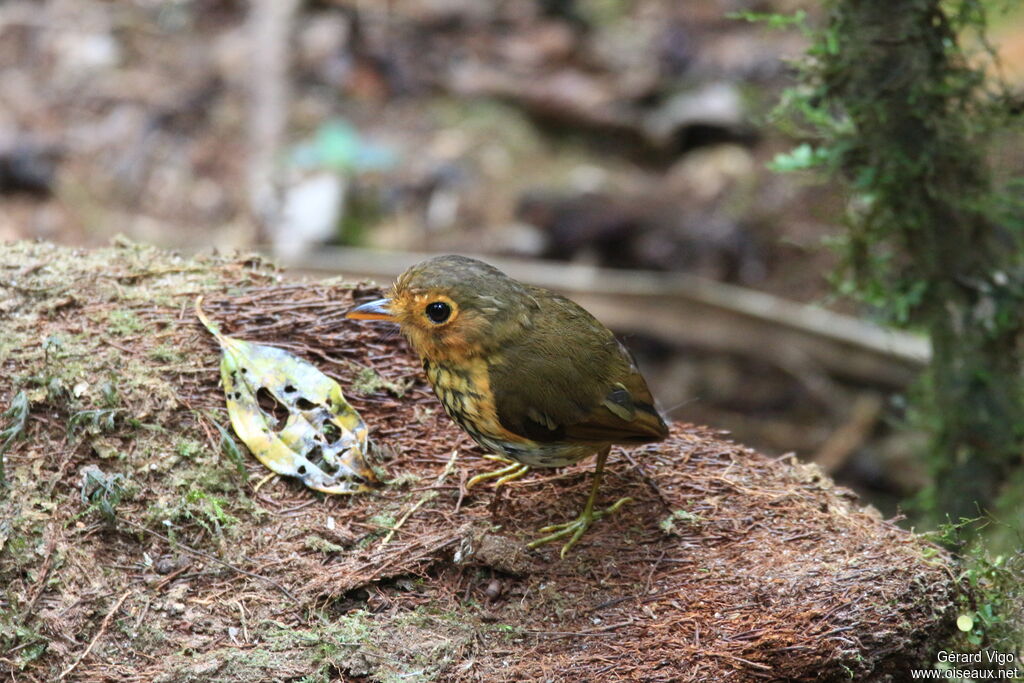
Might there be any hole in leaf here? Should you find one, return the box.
[297,464,307,475]
[323,423,341,444]
[256,387,288,430]
[284,384,297,393]
[307,446,323,466]
[241,367,248,374]
[296,398,317,410]
[232,392,241,400]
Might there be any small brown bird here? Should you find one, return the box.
[347,255,668,556]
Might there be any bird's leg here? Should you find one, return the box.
[466,454,530,490]
[527,447,632,558]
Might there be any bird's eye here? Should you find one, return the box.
[425,301,452,324]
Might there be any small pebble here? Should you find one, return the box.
[485,579,502,599]
[155,557,177,574]
[169,601,185,615]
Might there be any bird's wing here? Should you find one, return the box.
[489,298,668,446]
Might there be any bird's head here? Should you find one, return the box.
[345,255,534,362]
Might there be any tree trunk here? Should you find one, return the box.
[824,0,1024,524]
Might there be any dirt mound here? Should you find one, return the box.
[0,241,955,681]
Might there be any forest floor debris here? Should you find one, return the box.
[0,241,959,681]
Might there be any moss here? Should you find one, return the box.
[778,0,1024,526]
[659,508,705,535]
[183,456,248,494]
[384,471,421,488]
[149,344,186,363]
[305,535,346,554]
[255,606,483,682]
[175,438,204,459]
[0,613,48,670]
[106,309,145,336]
[356,511,399,548]
[351,365,409,397]
[147,489,241,538]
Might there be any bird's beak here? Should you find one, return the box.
[346,298,396,322]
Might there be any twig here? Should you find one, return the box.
[525,621,631,638]
[115,516,299,605]
[435,449,459,486]
[623,452,671,510]
[710,651,773,672]
[101,336,139,355]
[380,494,435,546]
[58,590,131,680]
[643,549,667,596]
[454,468,468,513]
[235,600,250,643]
[153,562,191,591]
[380,450,457,546]
[21,529,57,622]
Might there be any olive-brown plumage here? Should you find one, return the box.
[347,255,668,555]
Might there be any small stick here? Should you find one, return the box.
[381,450,457,546]
[235,600,250,643]
[252,471,278,494]
[22,530,57,622]
[624,452,671,510]
[380,493,435,546]
[58,590,131,680]
[153,562,191,591]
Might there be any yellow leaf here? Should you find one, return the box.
[196,297,379,494]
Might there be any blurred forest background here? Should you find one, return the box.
[2,0,1024,534]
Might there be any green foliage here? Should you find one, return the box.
[759,0,1024,524]
[175,438,204,459]
[106,309,144,336]
[99,381,119,408]
[928,519,1023,656]
[0,615,47,670]
[210,415,248,480]
[766,0,1023,325]
[728,9,810,33]
[0,391,29,491]
[66,408,119,440]
[659,509,704,535]
[768,143,829,173]
[79,465,130,524]
[149,489,240,538]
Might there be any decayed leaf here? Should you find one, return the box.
[196,297,378,494]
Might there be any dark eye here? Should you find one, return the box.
[425,301,452,324]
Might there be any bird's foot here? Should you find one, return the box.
[527,496,633,558]
[466,454,529,490]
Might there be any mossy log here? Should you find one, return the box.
[0,241,958,682]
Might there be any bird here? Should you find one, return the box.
[346,255,668,556]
